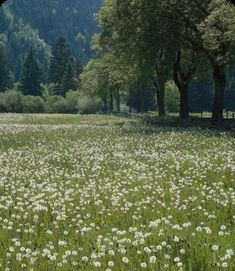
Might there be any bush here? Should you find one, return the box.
[165,81,180,113]
[77,94,102,114]
[0,90,23,113]
[44,95,69,113]
[22,95,45,113]
[65,90,79,113]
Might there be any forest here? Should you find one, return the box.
[0,0,235,123]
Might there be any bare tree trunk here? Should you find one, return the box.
[173,50,195,120]
[212,63,226,124]
[109,89,113,112]
[102,97,108,113]
[114,88,121,112]
[179,85,189,119]
[154,81,166,117]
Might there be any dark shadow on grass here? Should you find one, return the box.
[104,113,235,137]
[139,114,235,132]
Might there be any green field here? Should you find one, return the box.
[0,114,234,271]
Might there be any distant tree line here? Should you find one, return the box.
[0,37,80,96]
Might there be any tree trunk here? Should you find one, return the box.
[109,89,113,112]
[173,50,195,120]
[173,77,189,120]
[114,88,121,112]
[179,85,189,120]
[102,97,108,113]
[156,83,166,117]
[212,63,226,124]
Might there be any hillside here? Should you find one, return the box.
[0,0,102,79]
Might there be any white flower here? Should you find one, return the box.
[47,230,53,235]
[58,240,67,246]
[94,261,101,267]
[174,257,180,262]
[108,261,114,267]
[221,225,226,231]
[222,262,228,268]
[149,256,157,264]
[212,245,219,251]
[196,226,202,232]
[140,262,147,268]
[122,257,129,264]
[82,256,89,262]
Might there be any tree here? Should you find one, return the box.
[96,0,235,122]
[49,37,77,95]
[164,0,235,122]
[96,0,199,119]
[62,61,77,94]
[20,47,42,96]
[0,47,13,91]
[49,38,69,85]
[80,53,138,112]
[96,0,170,117]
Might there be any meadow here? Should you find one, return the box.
[0,114,234,271]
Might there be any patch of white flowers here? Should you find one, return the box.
[0,114,234,270]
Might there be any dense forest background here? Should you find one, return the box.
[0,0,101,79]
[0,0,234,120]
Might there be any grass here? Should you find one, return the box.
[0,113,234,270]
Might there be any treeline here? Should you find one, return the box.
[0,37,86,113]
[1,37,81,95]
[1,0,235,120]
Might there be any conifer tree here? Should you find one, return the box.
[20,47,42,96]
[0,47,14,91]
[49,38,77,95]
[62,61,77,95]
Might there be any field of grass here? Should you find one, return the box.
[0,113,234,271]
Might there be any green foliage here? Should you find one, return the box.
[65,90,79,113]
[0,90,23,112]
[165,81,180,113]
[62,62,77,93]
[22,95,45,113]
[49,38,77,96]
[44,95,68,113]
[0,47,14,91]
[80,54,139,112]
[95,0,235,120]
[0,89,80,114]
[1,0,101,78]
[77,94,102,114]
[20,47,42,96]
[43,92,79,113]
[126,83,156,113]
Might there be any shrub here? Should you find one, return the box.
[44,95,69,113]
[165,81,180,113]
[22,95,45,113]
[65,90,79,113]
[77,94,102,114]
[0,90,23,113]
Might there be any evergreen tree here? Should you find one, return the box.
[20,47,42,96]
[0,47,14,91]
[62,61,77,95]
[49,38,69,85]
[49,38,77,95]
